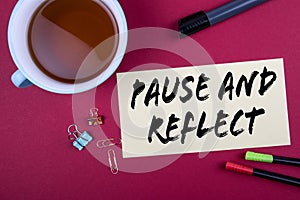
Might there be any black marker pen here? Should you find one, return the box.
[178,0,268,38]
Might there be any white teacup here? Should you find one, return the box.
[8,0,127,94]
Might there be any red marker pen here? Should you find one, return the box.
[225,162,300,187]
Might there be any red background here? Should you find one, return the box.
[1,0,300,199]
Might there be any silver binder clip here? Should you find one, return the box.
[108,149,118,174]
[68,124,93,151]
[96,138,122,149]
[88,108,103,126]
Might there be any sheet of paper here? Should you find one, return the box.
[117,58,290,158]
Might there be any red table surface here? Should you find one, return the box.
[1,0,300,199]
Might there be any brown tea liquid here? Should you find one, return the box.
[28,0,119,83]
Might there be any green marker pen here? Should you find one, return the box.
[246,151,300,167]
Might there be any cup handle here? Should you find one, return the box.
[11,70,33,88]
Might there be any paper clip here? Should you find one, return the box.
[96,138,121,149]
[108,149,118,174]
[88,108,103,126]
[68,124,93,151]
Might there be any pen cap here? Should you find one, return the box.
[225,162,253,175]
[178,11,210,38]
[245,151,273,163]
